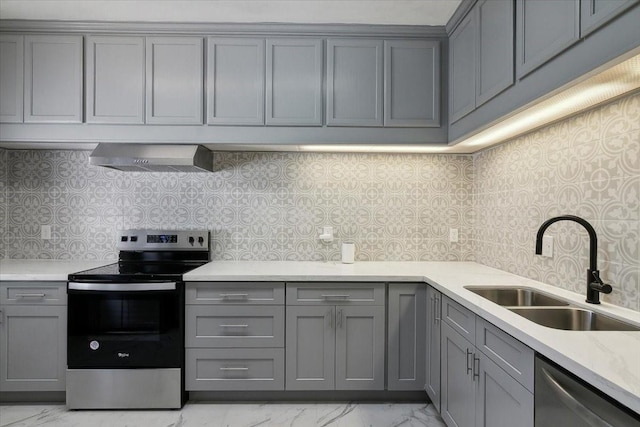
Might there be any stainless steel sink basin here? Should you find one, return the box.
[510,307,640,331]
[465,286,570,307]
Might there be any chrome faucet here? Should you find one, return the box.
[535,215,612,304]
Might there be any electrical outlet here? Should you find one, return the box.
[41,225,51,240]
[449,228,459,243]
[542,235,553,258]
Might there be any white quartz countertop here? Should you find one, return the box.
[185,261,640,414]
[0,260,110,281]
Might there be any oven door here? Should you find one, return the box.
[67,281,184,369]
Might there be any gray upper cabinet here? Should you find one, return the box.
[24,35,82,123]
[384,40,440,127]
[207,38,265,125]
[516,0,581,79]
[0,35,23,123]
[326,39,383,127]
[449,11,477,123]
[387,283,426,391]
[580,0,639,36]
[145,37,203,125]
[86,36,145,124]
[266,38,323,126]
[476,0,514,107]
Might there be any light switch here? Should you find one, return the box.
[542,235,553,258]
[41,225,51,240]
[449,228,459,243]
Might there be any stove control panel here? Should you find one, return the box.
[117,229,209,251]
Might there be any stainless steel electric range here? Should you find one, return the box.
[66,229,210,409]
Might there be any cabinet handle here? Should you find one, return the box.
[435,295,441,322]
[219,367,249,371]
[337,308,343,328]
[466,349,473,375]
[220,324,249,328]
[473,355,480,381]
[15,293,46,299]
[322,294,350,300]
[219,293,249,300]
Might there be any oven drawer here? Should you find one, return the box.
[0,282,67,305]
[185,282,284,305]
[186,348,284,391]
[186,305,284,348]
[286,282,385,305]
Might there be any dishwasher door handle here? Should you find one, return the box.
[541,368,614,427]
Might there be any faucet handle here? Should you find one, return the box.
[590,271,612,294]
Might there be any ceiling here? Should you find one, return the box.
[0,0,462,26]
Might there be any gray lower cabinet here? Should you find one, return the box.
[0,34,24,123]
[145,37,204,125]
[85,36,145,124]
[383,40,440,127]
[326,39,383,127]
[285,282,386,391]
[425,286,442,411]
[266,38,323,126]
[440,296,534,427]
[185,282,285,391]
[24,35,83,123]
[580,0,639,37]
[516,0,581,79]
[0,282,67,392]
[207,38,265,125]
[387,283,426,390]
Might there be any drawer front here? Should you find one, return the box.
[186,348,284,391]
[476,317,534,392]
[0,282,67,305]
[286,283,385,305]
[186,305,284,348]
[442,295,476,343]
[185,282,284,305]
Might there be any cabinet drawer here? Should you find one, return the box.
[476,317,534,392]
[186,305,284,348]
[286,283,385,305]
[186,348,284,391]
[186,282,284,305]
[0,282,67,305]
[442,295,476,343]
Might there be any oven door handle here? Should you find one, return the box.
[68,282,177,292]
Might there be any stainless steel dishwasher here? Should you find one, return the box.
[535,356,640,427]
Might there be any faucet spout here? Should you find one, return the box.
[535,215,609,304]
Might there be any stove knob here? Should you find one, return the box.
[198,236,204,245]
[189,236,195,245]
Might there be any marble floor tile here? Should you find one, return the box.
[0,402,446,427]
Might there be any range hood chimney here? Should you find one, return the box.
[89,143,213,172]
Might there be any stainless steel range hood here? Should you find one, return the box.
[89,143,213,172]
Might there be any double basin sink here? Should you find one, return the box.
[464,286,640,332]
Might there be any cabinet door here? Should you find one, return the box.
[476,0,515,107]
[266,38,323,126]
[24,35,82,123]
[475,351,534,427]
[207,38,265,125]
[0,35,23,123]
[449,11,477,123]
[384,40,440,127]
[146,37,203,124]
[388,283,426,390]
[0,305,66,392]
[335,305,385,391]
[326,39,383,127]
[86,36,145,124]
[425,286,442,411]
[516,0,580,78]
[285,306,335,390]
[441,322,475,427]
[581,0,639,37]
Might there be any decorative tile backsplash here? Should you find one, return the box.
[0,150,473,263]
[473,92,640,311]
[1,92,638,311]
